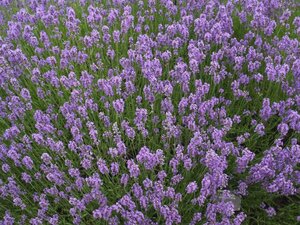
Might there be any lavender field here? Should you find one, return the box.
[0,0,300,224]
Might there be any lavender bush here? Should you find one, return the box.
[0,0,300,224]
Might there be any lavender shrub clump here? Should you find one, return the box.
[0,0,300,224]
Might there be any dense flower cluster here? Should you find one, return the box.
[0,0,300,224]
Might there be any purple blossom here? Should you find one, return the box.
[112,99,125,114]
[0,1,299,224]
[186,181,198,194]
[22,156,34,170]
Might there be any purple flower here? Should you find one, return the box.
[22,156,34,170]
[260,98,272,121]
[97,158,109,174]
[265,206,276,217]
[186,182,198,194]
[110,162,119,176]
[2,164,10,173]
[112,99,125,114]
[3,125,20,140]
[254,123,265,136]
[127,160,140,178]
[121,174,129,186]
[278,123,289,136]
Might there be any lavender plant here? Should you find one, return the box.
[0,0,300,224]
